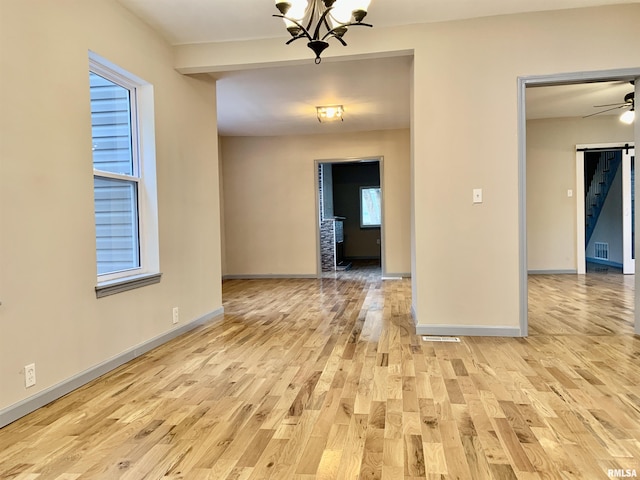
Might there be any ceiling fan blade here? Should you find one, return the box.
[592,102,628,108]
[583,104,628,118]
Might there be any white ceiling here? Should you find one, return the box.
[118,0,640,45]
[215,55,412,136]
[526,81,635,120]
[117,0,638,136]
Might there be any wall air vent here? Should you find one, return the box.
[594,242,609,260]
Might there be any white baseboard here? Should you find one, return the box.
[415,324,522,337]
[222,274,317,280]
[528,269,577,274]
[382,272,411,280]
[0,307,224,428]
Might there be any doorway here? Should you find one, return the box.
[575,144,635,275]
[315,157,385,277]
[519,68,640,336]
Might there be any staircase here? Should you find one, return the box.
[585,151,621,246]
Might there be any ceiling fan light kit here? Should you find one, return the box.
[620,109,635,125]
[273,0,373,64]
[585,84,635,124]
[619,91,635,124]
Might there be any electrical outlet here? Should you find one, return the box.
[172,307,179,324]
[25,363,36,388]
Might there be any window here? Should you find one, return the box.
[89,53,160,296]
[360,186,381,228]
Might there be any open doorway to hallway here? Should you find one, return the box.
[521,70,639,336]
[316,158,384,277]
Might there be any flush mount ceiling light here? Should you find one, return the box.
[274,0,373,64]
[316,105,344,122]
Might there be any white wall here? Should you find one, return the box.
[220,130,411,277]
[527,115,633,272]
[0,0,221,416]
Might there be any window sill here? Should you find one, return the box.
[95,272,162,298]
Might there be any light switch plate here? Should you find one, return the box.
[473,188,483,204]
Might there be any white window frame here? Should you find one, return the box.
[360,185,381,228]
[90,52,160,296]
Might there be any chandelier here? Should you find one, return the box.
[273,0,373,64]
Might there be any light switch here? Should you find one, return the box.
[567,189,573,197]
[473,188,483,204]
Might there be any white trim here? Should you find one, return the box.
[382,273,411,279]
[415,324,522,337]
[576,150,586,274]
[359,185,381,228]
[222,274,317,280]
[575,143,634,275]
[93,170,140,183]
[528,269,577,274]
[136,82,159,278]
[89,51,147,87]
[0,307,225,428]
[95,272,162,298]
[622,150,635,274]
[89,51,160,287]
[517,76,529,337]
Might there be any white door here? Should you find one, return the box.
[622,149,635,274]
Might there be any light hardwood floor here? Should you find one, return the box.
[0,267,639,479]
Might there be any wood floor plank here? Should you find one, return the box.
[0,264,638,479]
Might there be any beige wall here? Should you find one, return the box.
[184,4,640,332]
[220,130,411,276]
[410,6,639,330]
[0,0,221,413]
[527,115,633,272]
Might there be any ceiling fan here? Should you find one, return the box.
[584,82,635,124]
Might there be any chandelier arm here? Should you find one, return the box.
[312,8,334,41]
[272,14,313,42]
[320,21,373,41]
[305,1,318,34]
[322,11,333,34]
[285,35,306,45]
[328,34,347,46]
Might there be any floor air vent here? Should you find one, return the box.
[422,336,461,343]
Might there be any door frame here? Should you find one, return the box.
[518,67,640,336]
[314,156,385,277]
[575,143,635,274]
[622,149,635,274]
